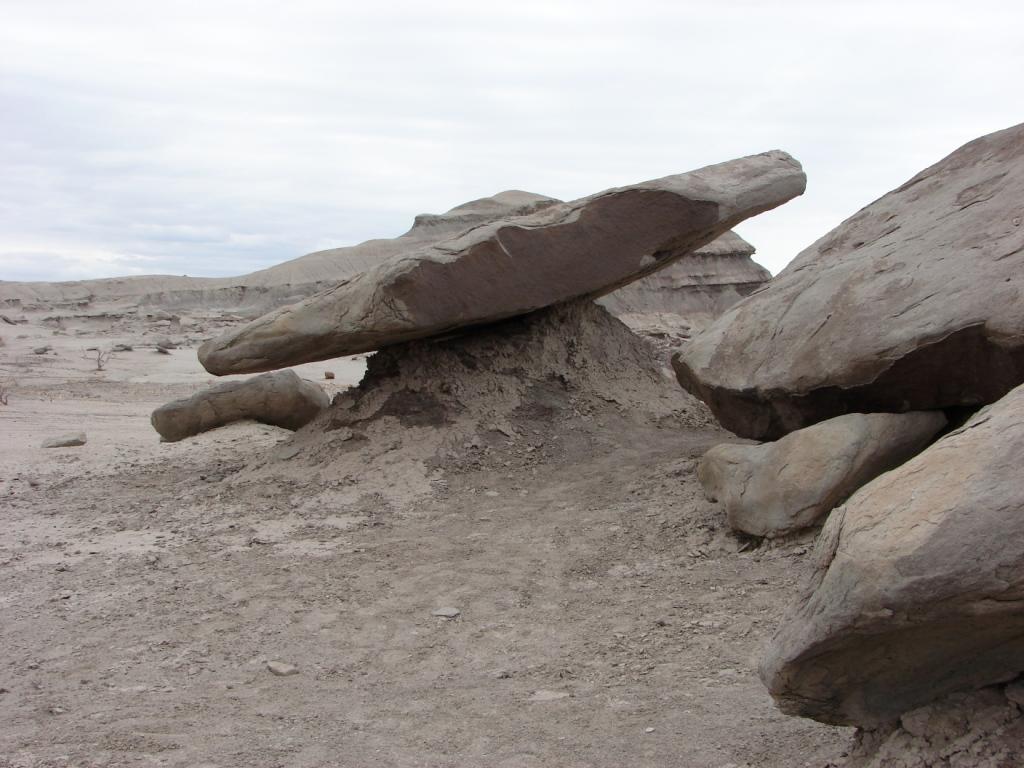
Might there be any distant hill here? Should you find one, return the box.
[0,190,769,323]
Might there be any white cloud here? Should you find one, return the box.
[1,0,1023,281]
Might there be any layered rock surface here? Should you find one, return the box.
[150,370,329,442]
[199,151,805,375]
[698,411,946,538]
[674,122,1024,439]
[0,191,560,312]
[760,383,1024,726]
[597,231,770,335]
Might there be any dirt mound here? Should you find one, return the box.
[237,299,712,501]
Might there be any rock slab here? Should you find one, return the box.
[199,151,806,374]
[674,122,1024,439]
[0,190,561,312]
[150,370,329,442]
[699,411,946,538]
[761,383,1024,726]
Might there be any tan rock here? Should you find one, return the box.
[674,122,1024,439]
[699,411,946,538]
[198,151,805,375]
[761,384,1024,726]
[150,370,329,442]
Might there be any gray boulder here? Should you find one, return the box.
[761,383,1024,726]
[674,122,1024,439]
[699,411,946,538]
[198,151,806,375]
[151,370,329,442]
[41,432,87,448]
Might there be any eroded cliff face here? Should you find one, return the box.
[598,230,769,338]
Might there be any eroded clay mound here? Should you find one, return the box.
[241,299,710,499]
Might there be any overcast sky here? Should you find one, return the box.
[2,0,1022,282]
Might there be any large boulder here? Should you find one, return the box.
[674,122,1024,439]
[699,411,946,538]
[151,370,329,442]
[198,151,806,375]
[760,383,1024,726]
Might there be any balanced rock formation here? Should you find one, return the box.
[151,370,329,442]
[674,122,1024,439]
[598,231,770,337]
[698,411,946,538]
[198,151,806,375]
[252,298,714,492]
[761,383,1024,726]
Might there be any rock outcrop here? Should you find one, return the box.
[151,370,329,442]
[674,122,1024,439]
[597,231,770,336]
[698,411,946,538]
[199,151,806,375]
[760,383,1024,726]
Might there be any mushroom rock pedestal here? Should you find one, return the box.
[252,299,714,490]
[199,150,805,376]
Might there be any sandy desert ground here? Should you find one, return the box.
[0,308,851,767]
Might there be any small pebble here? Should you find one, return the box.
[431,607,461,619]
